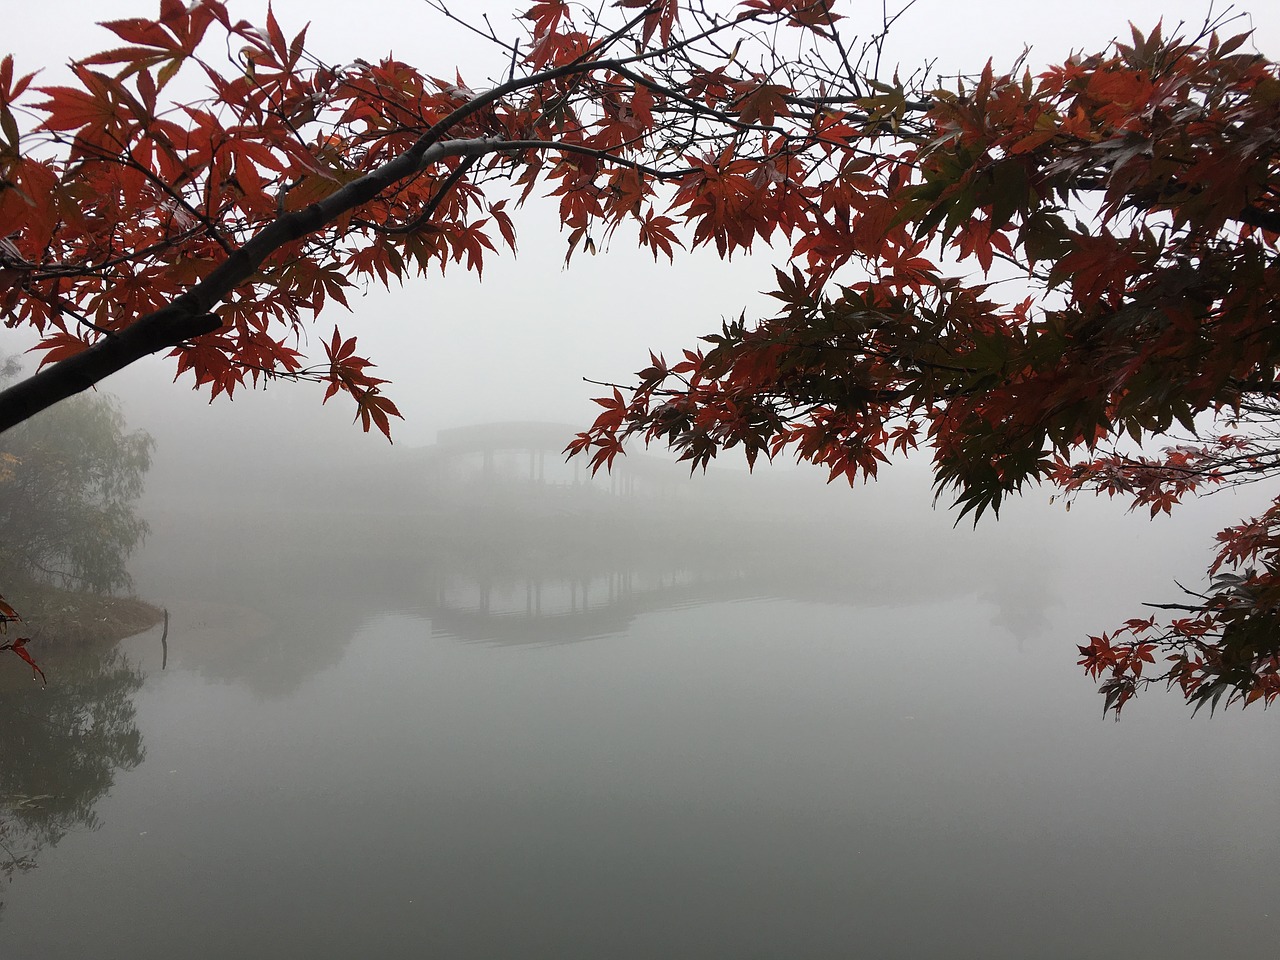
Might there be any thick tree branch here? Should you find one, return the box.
[0,136,521,432]
[1238,204,1280,233]
[0,307,222,432]
[0,23,700,434]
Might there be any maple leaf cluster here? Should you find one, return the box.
[0,595,44,684]
[569,21,1280,715]
[0,0,855,435]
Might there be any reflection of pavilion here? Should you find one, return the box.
[393,420,1056,647]
[404,421,738,643]
[424,568,760,646]
[437,569,696,617]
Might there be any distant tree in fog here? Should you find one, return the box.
[0,358,153,594]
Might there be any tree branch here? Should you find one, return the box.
[1238,204,1280,233]
[0,136,517,433]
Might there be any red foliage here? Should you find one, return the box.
[0,597,44,685]
[2,4,1279,713]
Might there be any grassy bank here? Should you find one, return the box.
[2,580,163,647]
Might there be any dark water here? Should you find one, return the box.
[2,461,1277,958]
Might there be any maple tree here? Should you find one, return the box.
[1,1,1278,714]
[571,15,1280,717]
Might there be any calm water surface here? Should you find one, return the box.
[2,470,1277,958]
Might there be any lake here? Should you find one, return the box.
[2,445,1277,958]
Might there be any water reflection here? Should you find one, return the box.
[410,479,1056,648]
[3,424,1277,958]
[133,427,1058,668]
[0,644,145,912]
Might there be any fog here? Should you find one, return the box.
[4,0,1280,956]
[4,405,1278,956]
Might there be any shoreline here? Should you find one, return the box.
[2,582,164,648]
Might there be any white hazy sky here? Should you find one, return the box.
[3,0,1278,451]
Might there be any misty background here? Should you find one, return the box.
[2,1,1279,957]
